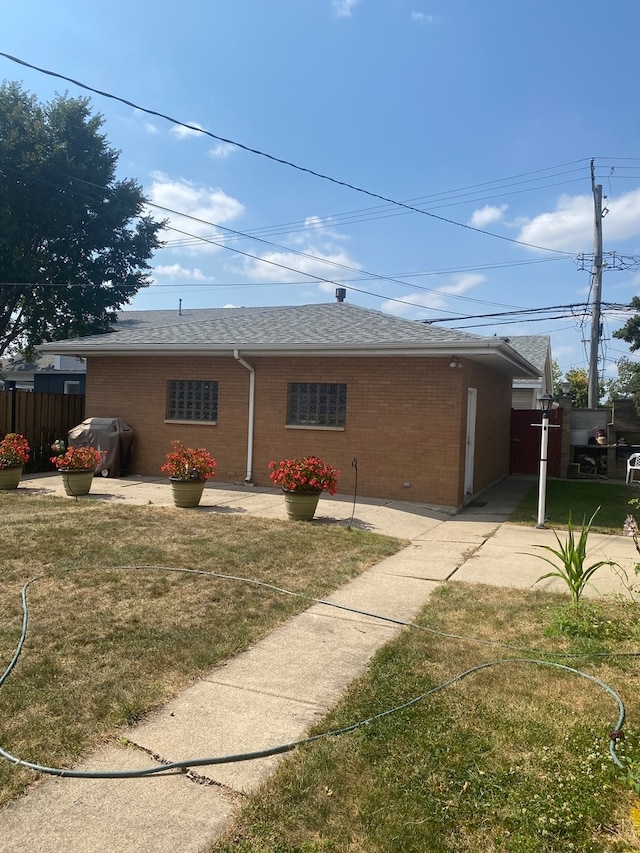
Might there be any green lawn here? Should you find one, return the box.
[209,583,640,853]
[0,491,401,806]
[2,484,640,851]
[510,478,639,534]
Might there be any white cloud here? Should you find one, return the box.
[517,188,640,252]
[411,11,435,23]
[333,0,361,17]
[236,217,359,283]
[469,204,508,228]
[170,122,204,140]
[148,173,244,254]
[241,244,361,284]
[144,122,159,134]
[381,274,485,317]
[288,216,350,247]
[154,264,208,280]
[209,142,236,159]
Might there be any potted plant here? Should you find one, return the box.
[0,433,30,490]
[268,455,340,521]
[50,440,105,497]
[161,440,217,508]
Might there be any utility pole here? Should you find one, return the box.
[588,158,604,408]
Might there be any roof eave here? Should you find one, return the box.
[38,339,540,377]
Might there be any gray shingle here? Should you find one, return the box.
[86,303,492,347]
[38,302,540,377]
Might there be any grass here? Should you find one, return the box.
[510,479,639,534]
[208,584,640,853]
[3,480,640,850]
[0,490,401,806]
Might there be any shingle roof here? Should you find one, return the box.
[38,303,540,377]
[505,335,550,375]
[106,304,491,346]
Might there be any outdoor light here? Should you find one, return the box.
[560,380,572,397]
[536,391,554,528]
[539,392,553,413]
[449,357,463,369]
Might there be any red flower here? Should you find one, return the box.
[269,456,339,494]
[161,440,217,481]
[50,442,104,470]
[0,433,30,467]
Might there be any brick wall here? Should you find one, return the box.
[85,354,512,509]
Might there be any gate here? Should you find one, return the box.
[0,389,85,471]
[510,408,562,477]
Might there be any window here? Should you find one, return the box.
[166,380,218,422]
[287,382,347,427]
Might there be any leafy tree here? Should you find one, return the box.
[614,296,640,352]
[0,82,163,356]
[604,356,640,402]
[564,367,589,408]
[551,359,562,400]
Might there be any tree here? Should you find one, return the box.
[614,296,640,352]
[564,367,589,408]
[604,356,640,402]
[0,82,163,356]
[551,359,562,400]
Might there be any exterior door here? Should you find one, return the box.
[464,388,477,496]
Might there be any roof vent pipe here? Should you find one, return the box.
[335,287,346,303]
[178,298,182,316]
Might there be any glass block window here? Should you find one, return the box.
[166,380,218,421]
[287,383,347,427]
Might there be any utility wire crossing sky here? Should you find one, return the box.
[3,0,640,380]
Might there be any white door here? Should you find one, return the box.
[464,388,477,496]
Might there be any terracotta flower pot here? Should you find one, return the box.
[0,465,23,490]
[283,489,321,522]
[169,478,206,508]
[60,469,95,497]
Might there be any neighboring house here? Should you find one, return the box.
[506,335,553,409]
[2,353,86,394]
[38,301,540,511]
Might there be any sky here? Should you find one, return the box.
[3,0,640,382]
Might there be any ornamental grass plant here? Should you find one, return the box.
[531,508,618,613]
[0,433,30,468]
[161,440,217,481]
[269,455,340,494]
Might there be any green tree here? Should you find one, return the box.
[614,296,640,352]
[0,82,163,356]
[564,367,589,408]
[551,358,562,400]
[604,356,640,401]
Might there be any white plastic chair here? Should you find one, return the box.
[626,453,640,484]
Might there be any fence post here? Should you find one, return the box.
[5,381,17,432]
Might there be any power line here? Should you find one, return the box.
[0,51,579,257]
[0,159,571,314]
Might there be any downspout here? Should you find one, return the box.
[233,349,255,483]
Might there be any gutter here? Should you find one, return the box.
[233,349,255,483]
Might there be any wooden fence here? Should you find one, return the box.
[0,389,85,471]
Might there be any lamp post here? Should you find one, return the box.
[536,391,554,528]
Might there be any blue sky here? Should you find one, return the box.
[4,0,640,380]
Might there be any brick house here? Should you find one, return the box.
[38,301,539,511]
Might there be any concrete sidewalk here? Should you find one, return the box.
[0,475,636,852]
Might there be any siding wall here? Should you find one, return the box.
[84,355,511,509]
